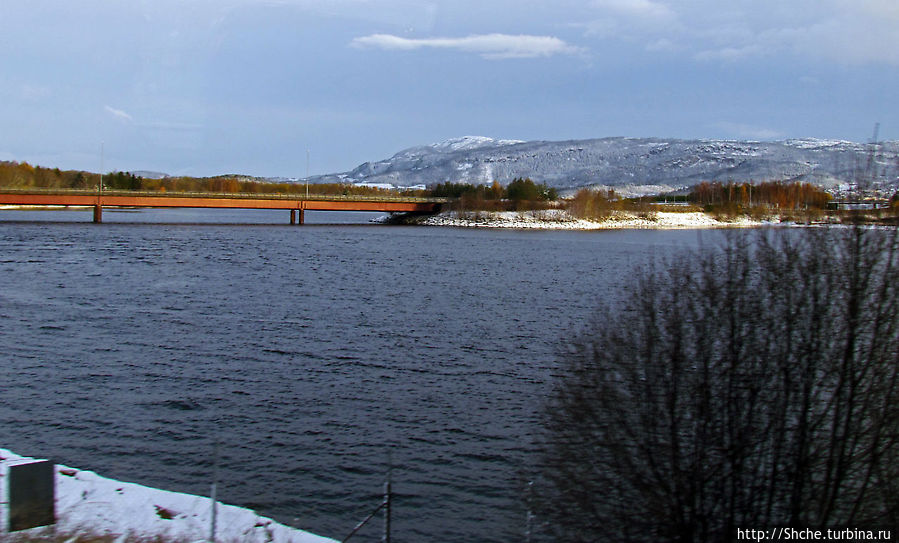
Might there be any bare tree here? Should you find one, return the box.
[534,227,899,542]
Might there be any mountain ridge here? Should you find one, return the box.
[308,136,899,196]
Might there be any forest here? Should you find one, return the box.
[0,161,412,197]
[690,180,833,209]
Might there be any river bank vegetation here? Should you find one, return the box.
[0,161,406,197]
[3,160,898,224]
[428,179,899,225]
[429,177,558,210]
[534,227,899,541]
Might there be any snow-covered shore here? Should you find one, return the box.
[388,209,764,229]
[1,448,336,542]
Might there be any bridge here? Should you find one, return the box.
[0,188,445,223]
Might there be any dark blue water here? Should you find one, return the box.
[0,208,719,541]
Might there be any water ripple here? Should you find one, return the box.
[0,214,717,542]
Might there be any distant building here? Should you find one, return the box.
[354,182,395,190]
[826,199,890,210]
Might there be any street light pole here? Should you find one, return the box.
[94,142,105,223]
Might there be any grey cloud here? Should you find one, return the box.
[584,0,899,65]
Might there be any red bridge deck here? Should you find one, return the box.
[0,189,444,223]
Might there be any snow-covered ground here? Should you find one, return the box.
[393,209,763,230]
[1,448,336,543]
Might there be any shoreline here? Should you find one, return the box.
[0,205,93,211]
[385,209,770,230]
[0,448,336,542]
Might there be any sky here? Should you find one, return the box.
[1,0,897,178]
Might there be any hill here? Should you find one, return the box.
[308,136,899,197]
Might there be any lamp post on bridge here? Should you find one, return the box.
[296,148,309,225]
[94,142,104,223]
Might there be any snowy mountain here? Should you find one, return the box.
[310,136,899,195]
[131,170,169,179]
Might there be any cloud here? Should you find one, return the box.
[856,0,899,20]
[350,33,583,60]
[795,6,899,65]
[580,0,679,42]
[104,105,133,122]
[694,14,899,65]
[708,1,899,65]
[579,0,899,65]
[591,0,674,21]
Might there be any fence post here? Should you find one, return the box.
[341,458,393,543]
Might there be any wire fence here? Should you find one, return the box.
[1,448,395,543]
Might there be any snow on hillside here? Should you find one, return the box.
[309,136,899,195]
[429,136,525,152]
[0,448,336,543]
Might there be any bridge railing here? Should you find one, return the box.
[0,187,448,204]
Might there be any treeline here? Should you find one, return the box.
[0,161,101,189]
[430,177,558,211]
[133,177,411,197]
[690,180,833,209]
[0,161,414,197]
[566,181,847,220]
[428,178,857,219]
[7,159,897,215]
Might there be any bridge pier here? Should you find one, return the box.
[93,205,102,223]
[290,209,296,225]
[299,208,305,225]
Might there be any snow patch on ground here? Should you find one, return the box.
[0,448,336,543]
[406,210,762,230]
